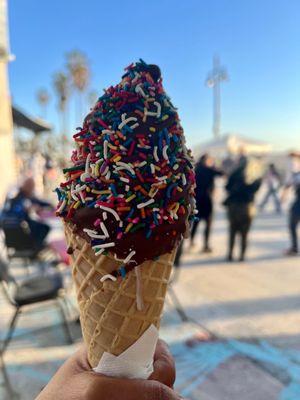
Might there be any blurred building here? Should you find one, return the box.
[0,0,15,204]
[193,133,272,160]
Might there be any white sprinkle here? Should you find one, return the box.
[157,175,168,181]
[93,242,115,249]
[99,205,120,221]
[83,228,106,239]
[120,177,129,183]
[103,212,108,221]
[182,174,187,186]
[149,188,158,198]
[116,161,135,175]
[100,222,109,238]
[57,199,66,213]
[105,171,111,180]
[80,172,90,183]
[150,163,155,174]
[85,197,93,201]
[135,84,148,98]
[119,221,124,228]
[153,146,159,162]
[72,184,87,194]
[78,191,85,204]
[131,122,139,129]
[139,161,147,168]
[154,101,161,118]
[100,274,117,282]
[118,113,139,130]
[173,163,179,170]
[102,129,114,135]
[85,153,91,172]
[137,198,155,209]
[125,185,130,192]
[152,208,160,212]
[162,145,169,162]
[124,250,136,264]
[95,248,105,256]
[95,158,104,165]
[103,140,108,159]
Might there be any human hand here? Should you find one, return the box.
[36,340,184,400]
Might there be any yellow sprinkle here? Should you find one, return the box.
[92,189,111,195]
[95,164,100,176]
[149,127,156,132]
[154,165,161,171]
[162,115,169,121]
[125,194,136,203]
[177,187,183,192]
[125,222,133,233]
[86,187,91,192]
[107,143,117,150]
[74,201,81,209]
[112,155,122,163]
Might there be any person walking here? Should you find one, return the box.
[224,158,262,261]
[282,152,300,255]
[191,154,223,253]
[259,163,282,213]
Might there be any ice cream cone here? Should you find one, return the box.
[65,222,176,368]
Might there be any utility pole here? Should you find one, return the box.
[0,0,16,204]
[205,55,228,139]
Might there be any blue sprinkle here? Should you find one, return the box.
[153,212,159,225]
[110,184,118,197]
[167,183,177,198]
[124,137,133,147]
[120,266,126,278]
[146,229,152,239]
[127,208,135,219]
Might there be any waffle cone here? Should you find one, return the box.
[64,222,176,368]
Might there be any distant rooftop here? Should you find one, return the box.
[12,105,52,134]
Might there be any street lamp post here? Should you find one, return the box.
[205,55,229,139]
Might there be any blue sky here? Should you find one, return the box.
[7,0,300,150]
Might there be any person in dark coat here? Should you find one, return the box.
[224,159,261,261]
[191,154,223,253]
[282,153,300,255]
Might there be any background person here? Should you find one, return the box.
[282,152,300,255]
[224,158,262,261]
[2,177,53,248]
[259,163,282,213]
[191,154,223,253]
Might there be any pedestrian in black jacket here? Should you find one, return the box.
[224,159,261,261]
[192,154,223,253]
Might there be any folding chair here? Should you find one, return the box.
[0,257,73,355]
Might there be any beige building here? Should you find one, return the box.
[0,0,16,204]
[193,133,272,160]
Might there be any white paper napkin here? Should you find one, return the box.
[93,324,159,379]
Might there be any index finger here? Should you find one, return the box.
[149,339,176,388]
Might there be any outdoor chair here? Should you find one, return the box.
[0,257,73,355]
[1,217,46,261]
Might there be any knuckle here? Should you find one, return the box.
[148,381,172,400]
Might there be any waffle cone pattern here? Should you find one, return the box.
[64,222,175,368]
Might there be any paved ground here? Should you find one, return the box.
[1,201,300,399]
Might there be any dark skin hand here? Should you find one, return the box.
[36,340,185,400]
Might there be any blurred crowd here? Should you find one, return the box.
[176,150,300,265]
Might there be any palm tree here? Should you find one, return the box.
[36,88,50,118]
[66,50,90,121]
[53,71,70,145]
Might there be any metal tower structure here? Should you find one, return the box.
[205,55,229,139]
